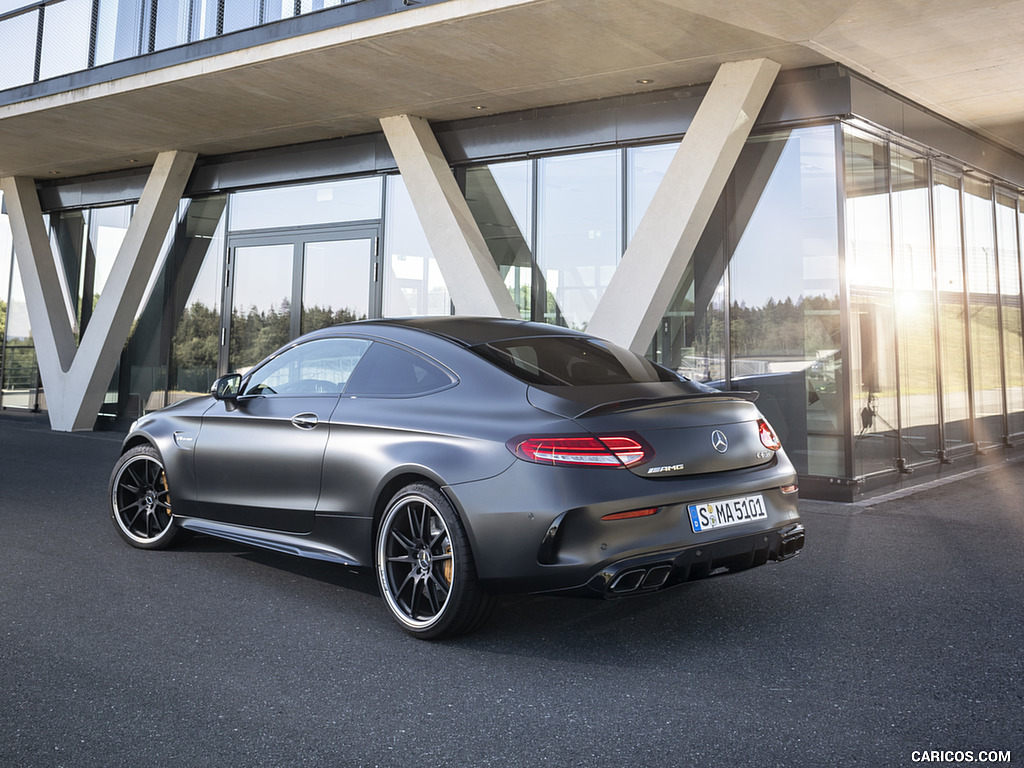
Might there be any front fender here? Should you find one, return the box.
[120,400,210,513]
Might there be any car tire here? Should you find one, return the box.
[109,444,187,550]
[376,483,496,639]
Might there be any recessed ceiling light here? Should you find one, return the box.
[636,79,654,85]
[471,105,487,110]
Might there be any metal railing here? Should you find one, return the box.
[0,342,42,410]
[0,0,367,92]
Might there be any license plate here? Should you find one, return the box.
[688,494,767,533]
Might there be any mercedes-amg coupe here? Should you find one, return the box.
[109,317,804,638]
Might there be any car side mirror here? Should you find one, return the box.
[211,373,242,401]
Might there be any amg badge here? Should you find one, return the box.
[647,463,686,475]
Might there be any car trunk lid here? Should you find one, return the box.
[527,384,774,477]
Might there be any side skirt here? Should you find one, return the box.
[178,517,365,567]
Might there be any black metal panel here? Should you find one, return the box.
[759,66,853,125]
[37,168,150,210]
[188,133,390,194]
[434,89,708,164]
[435,70,856,165]
[848,73,1024,188]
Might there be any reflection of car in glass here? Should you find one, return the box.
[806,350,839,396]
[109,318,804,639]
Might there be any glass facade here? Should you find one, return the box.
[168,195,227,404]
[845,129,899,477]
[933,167,972,454]
[0,12,37,91]
[0,173,453,418]
[891,147,941,467]
[837,127,1024,480]
[38,0,93,81]
[0,196,13,405]
[466,147,673,330]
[229,177,382,232]
[463,121,1023,485]
[3,115,1024,496]
[964,176,1003,448]
[383,175,450,317]
[999,194,1024,438]
[537,150,622,330]
[464,161,532,319]
[1,258,39,410]
[228,242,294,372]
[652,126,844,477]
[0,0,370,92]
[1,186,39,409]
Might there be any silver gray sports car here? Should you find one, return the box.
[109,317,804,638]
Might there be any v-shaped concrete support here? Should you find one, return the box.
[1,151,197,431]
[586,58,780,352]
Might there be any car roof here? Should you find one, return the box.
[344,316,592,347]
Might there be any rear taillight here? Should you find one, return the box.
[509,434,652,468]
[758,419,781,451]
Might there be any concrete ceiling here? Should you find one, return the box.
[1,0,1023,179]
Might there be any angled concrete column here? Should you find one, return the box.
[1,151,197,430]
[586,58,781,353]
[380,114,519,318]
[0,176,79,381]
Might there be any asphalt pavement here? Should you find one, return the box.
[1,416,1022,768]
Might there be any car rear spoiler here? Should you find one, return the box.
[574,390,759,419]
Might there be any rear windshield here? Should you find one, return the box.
[472,336,684,386]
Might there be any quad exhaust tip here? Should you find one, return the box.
[609,564,672,594]
[599,524,806,596]
[777,523,805,560]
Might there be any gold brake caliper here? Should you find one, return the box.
[443,542,453,584]
[160,471,172,516]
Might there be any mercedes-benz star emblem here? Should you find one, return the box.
[711,430,729,453]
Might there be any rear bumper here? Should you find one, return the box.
[580,522,805,598]
[447,455,802,596]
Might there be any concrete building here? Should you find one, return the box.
[1,0,1022,499]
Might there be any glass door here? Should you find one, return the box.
[300,237,376,335]
[227,241,294,374]
[224,227,379,374]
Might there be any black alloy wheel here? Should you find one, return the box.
[376,483,495,639]
[109,444,186,550]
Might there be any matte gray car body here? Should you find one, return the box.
[111,317,804,637]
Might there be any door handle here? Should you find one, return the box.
[290,413,319,430]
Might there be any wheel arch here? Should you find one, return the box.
[369,469,465,552]
[121,433,157,456]
[118,427,197,512]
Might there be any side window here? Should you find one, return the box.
[245,338,372,396]
[345,342,454,396]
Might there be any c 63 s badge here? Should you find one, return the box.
[647,463,686,475]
